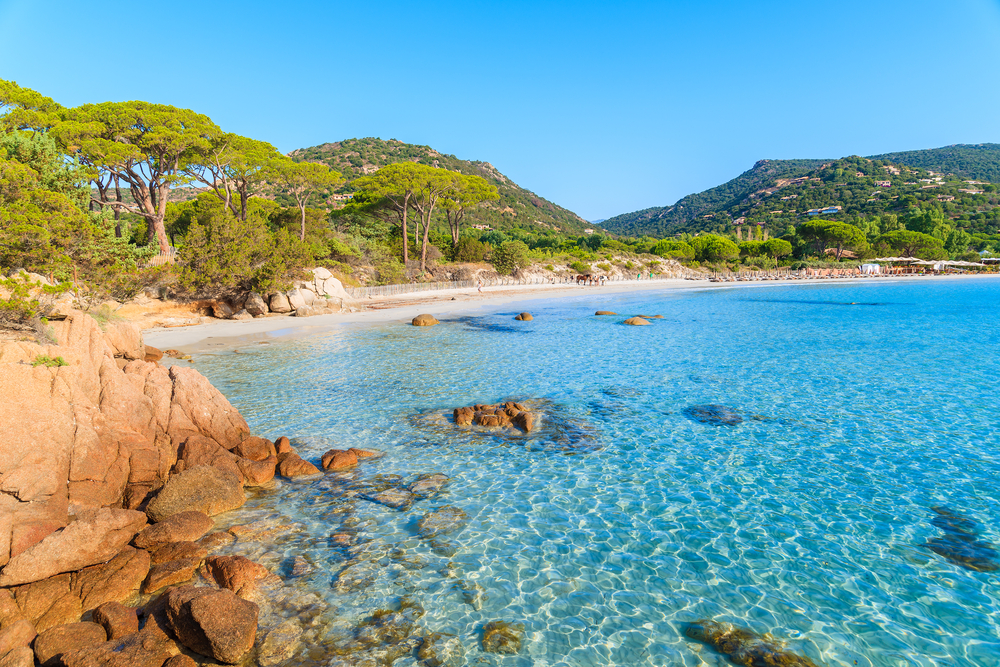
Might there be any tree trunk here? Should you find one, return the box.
[299,201,307,241]
[401,205,409,265]
[113,176,122,236]
[419,204,438,273]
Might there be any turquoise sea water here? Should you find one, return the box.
[194,279,1000,666]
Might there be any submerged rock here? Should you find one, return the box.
[316,598,425,666]
[683,619,820,667]
[921,506,1000,572]
[408,474,449,497]
[682,404,743,426]
[361,488,415,511]
[333,560,379,593]
[481,621,523,654]
[623,317,649,326]
[419,632,465,667]
[418,506,468,539]
[514,312,533,321]
[257,620,304,667]
[595,311,617,315]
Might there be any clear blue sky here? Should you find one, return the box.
[2,0,999,221]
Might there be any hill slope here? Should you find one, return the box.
[602,144,1000,238]
[600,159,828,237]
[870,144,1000,183]
[289,138,592,236]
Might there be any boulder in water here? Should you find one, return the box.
[595,311,617,315]
[623,317,649,326]
[514,312,532,321]
[682,404,742,426]
[412,314,439,326]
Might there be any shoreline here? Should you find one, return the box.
[142,273,995,353]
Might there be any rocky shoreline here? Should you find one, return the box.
[0,311,547,666]
[0,310,377,666]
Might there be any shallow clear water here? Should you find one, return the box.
[195,279,1000,666]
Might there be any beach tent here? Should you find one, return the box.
[860,264,881,274]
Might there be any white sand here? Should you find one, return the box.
[141,274,986,352]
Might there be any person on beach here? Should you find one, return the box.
[477,280,483,293]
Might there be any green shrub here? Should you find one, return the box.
[651,239,695,261]
[491,241,530,276]
[545,264,555,271]
[0,275,41,329]
[177,200,312,297]
[569,260,590,274]
[31,354,68,368]
[452,238,490,263]
[596,262,612,271]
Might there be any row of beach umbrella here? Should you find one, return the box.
[872,257,986,267]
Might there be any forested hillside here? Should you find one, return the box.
[602,145,1000,241]
[600,159,827,237]
[870,144,1000,183]
[289,138,591,235]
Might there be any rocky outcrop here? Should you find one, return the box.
[201,555,268,599]
[0,510,146,587]
[275,450,321,478]
[33,622,107,665]
[0,310,254,582]
[243,292,268,317]
[286,289,308,311]
[321,449,357,471]
[91,602,138,640]
[268,293,291,314]
[133,512,214,551]
[165,586,258,664]
[417,506,468,539]
[145,467,246,523]
[453,402,536,432]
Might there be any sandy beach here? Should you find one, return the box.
[140,274,989,353]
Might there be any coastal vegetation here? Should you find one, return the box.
[2,76,996,331]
